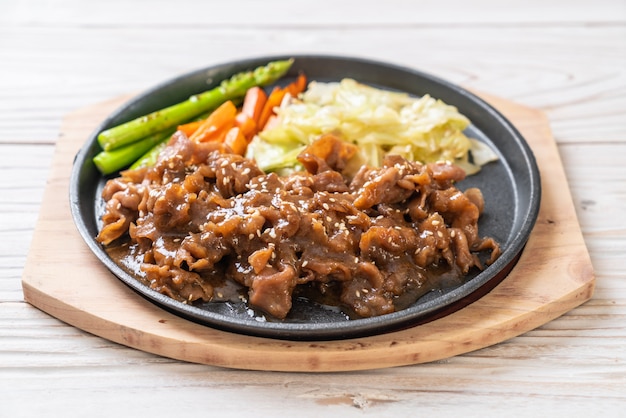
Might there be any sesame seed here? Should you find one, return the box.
[242,167,251,175]
[450,230,456,238]
[302,260,308,267]
[355,290,361,298]
[231,163,237,170]
[437,231,443,238]
[248,234,254,240]
[432,220,440,226]
[322,203,330,210]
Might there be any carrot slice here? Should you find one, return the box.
[235,115,257,141]
[255,74,308,131]
[285,73,307,96]
[224,126,248,155]
[240,86,267,124]
[189,101,237,143]
[258,87,287,131]
[177,120,203,137]
[262,114,279,131]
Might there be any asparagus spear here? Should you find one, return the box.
[127,102,240,171]
[93,129,175,175]
[129,138,169,170]
[97,59,294,151]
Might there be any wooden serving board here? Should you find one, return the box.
[21,93,595,372]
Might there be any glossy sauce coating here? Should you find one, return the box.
[98,132,500,319]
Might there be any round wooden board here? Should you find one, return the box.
[21,93,594,372]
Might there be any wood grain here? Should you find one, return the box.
[2,0,625,414]
[21,93,594,372]
[3,0,624,25]
[1,25,624,145]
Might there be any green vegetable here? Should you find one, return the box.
[128,139,169,170]
[128,108,221,171]
[93,129,174,175]
[97,59,294,152]
[245,138,305,174]
[247,78,497,175]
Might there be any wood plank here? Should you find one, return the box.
[0,144,53,301]
[2,0,624,25]
[1,303,624,416]
[558,142,626,290]
[1,26,624,144]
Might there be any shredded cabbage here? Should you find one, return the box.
[246,78,497,175]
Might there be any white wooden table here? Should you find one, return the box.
[1,1,625,416]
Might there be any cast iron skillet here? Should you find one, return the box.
[70,55,541,340]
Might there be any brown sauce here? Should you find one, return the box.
[98,132,501,320]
